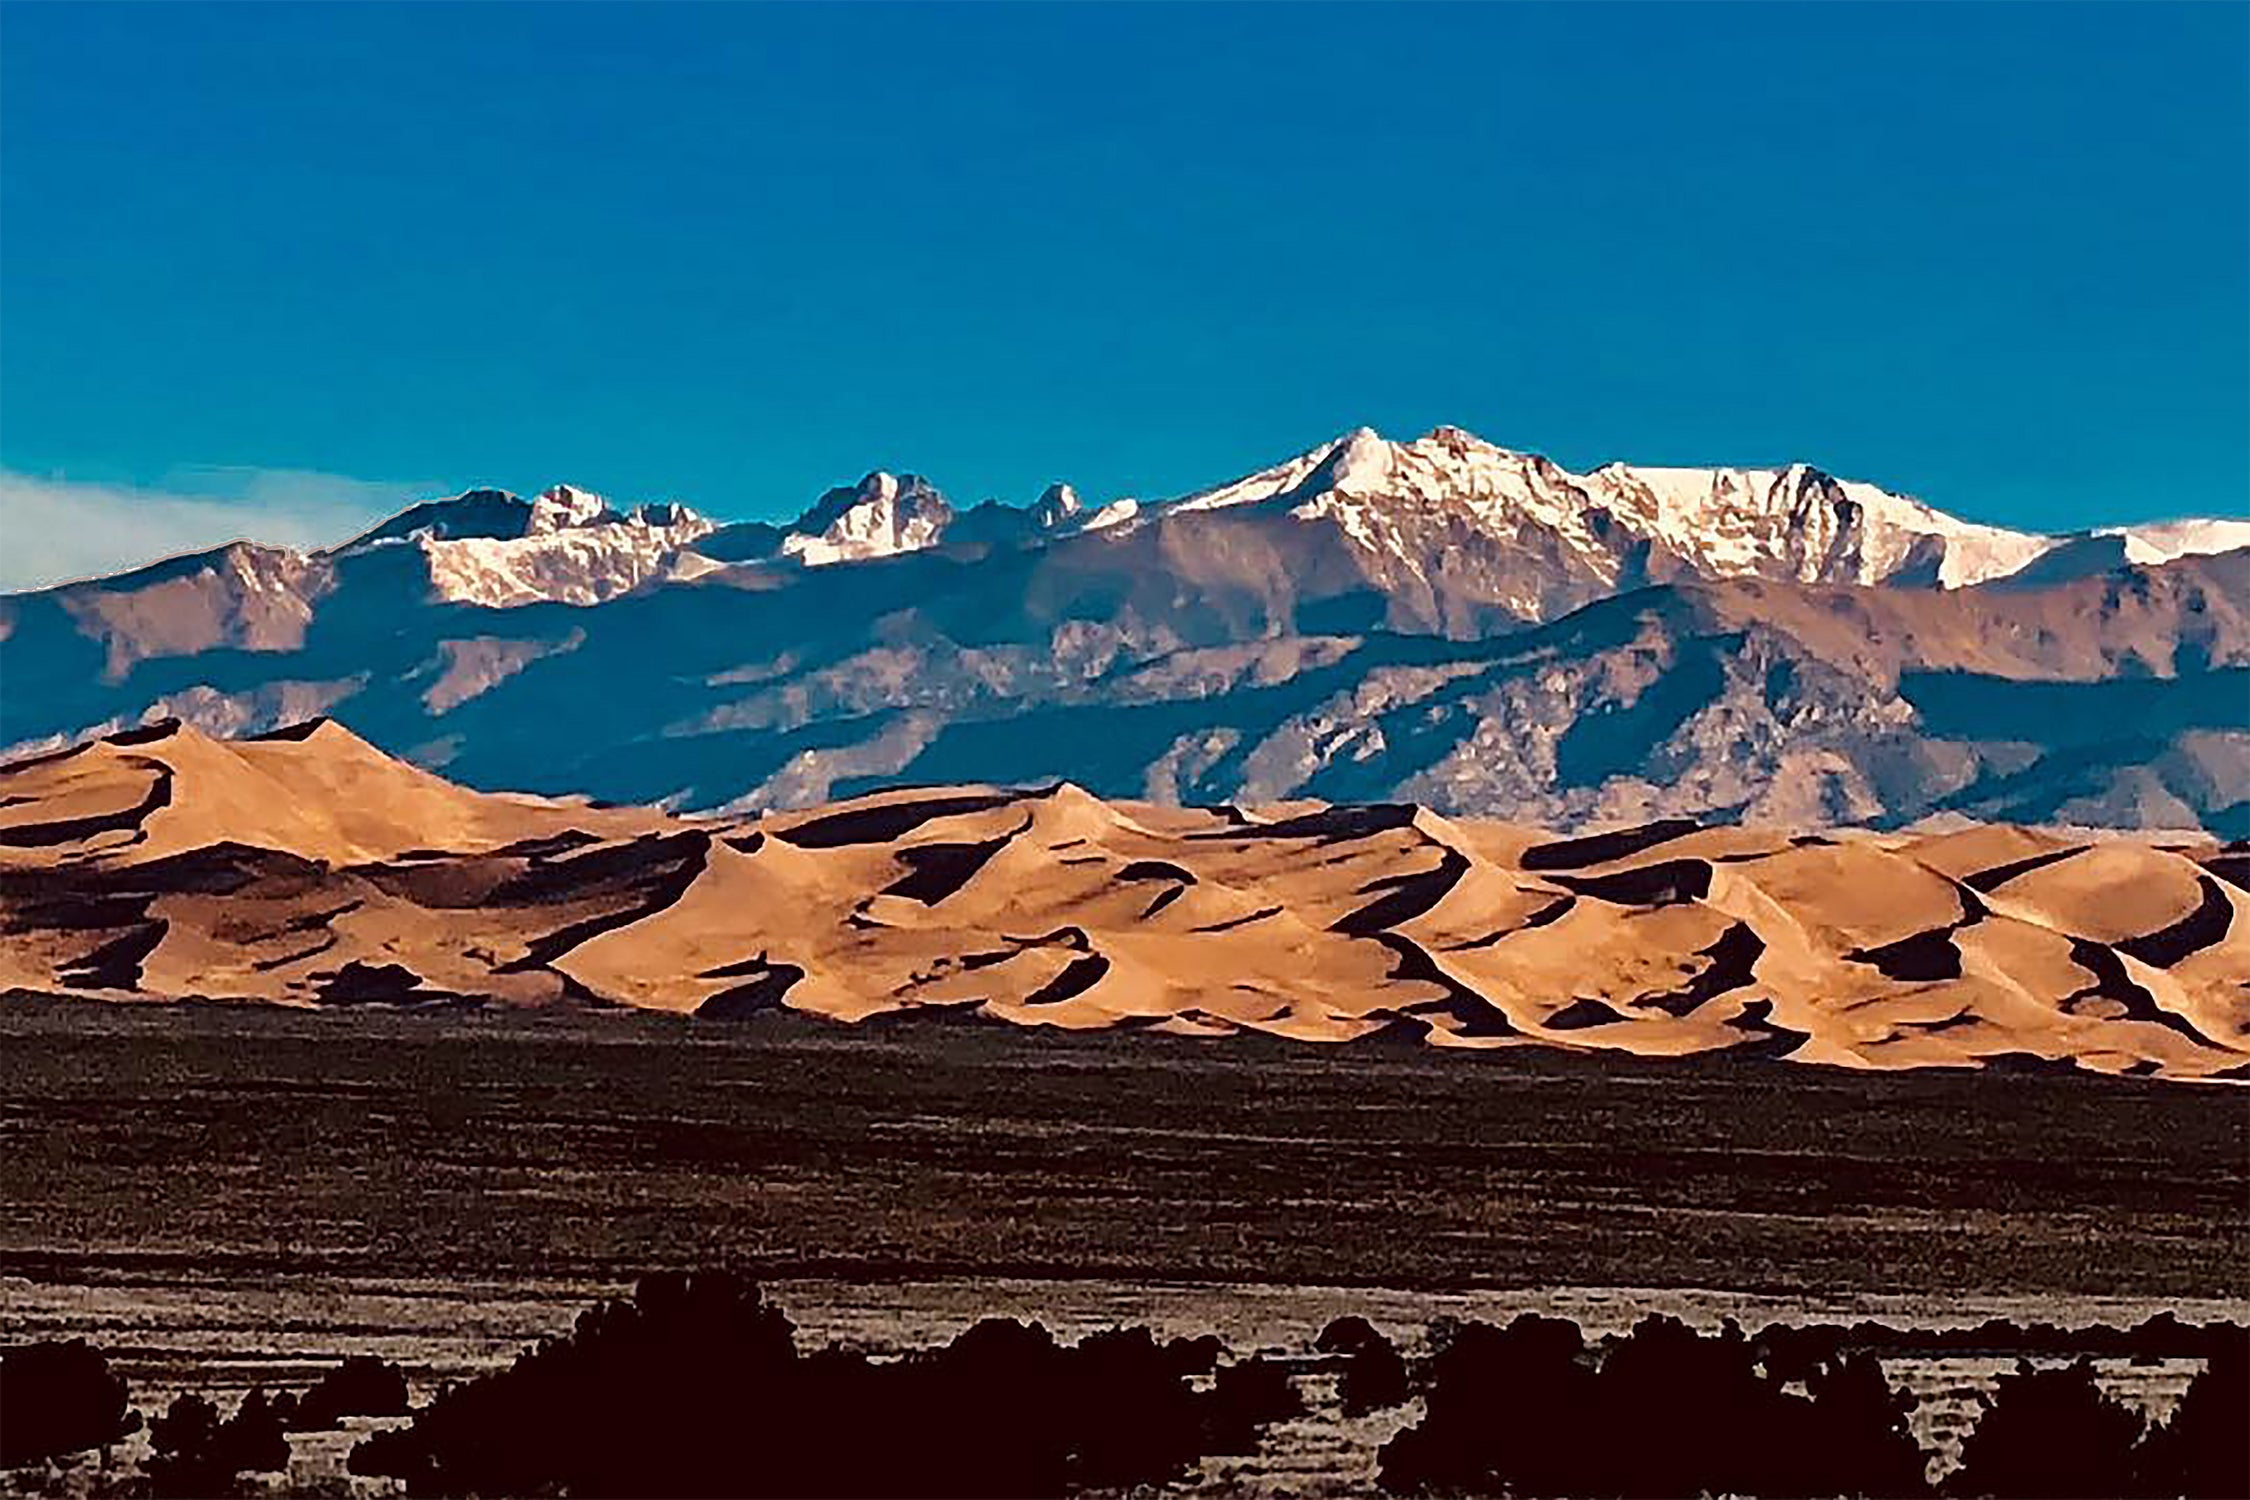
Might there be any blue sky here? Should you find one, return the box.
[2,2,2243,583]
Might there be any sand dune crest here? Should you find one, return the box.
[1,722,2244,1080]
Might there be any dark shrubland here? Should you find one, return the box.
[1943,1330,2250,1499]
[1317,1315,1411,1415]
[1203,1355,1308,1452]
[1165,1331,1226,1376]
[0,1340,141,1469]
[347,1270,1306,1497]
[1379,1313,2248,1500]
[9,1289,2239,1499]
[1754,1313,2244,1368]
[1378,1312,1932,1497]
[280,1354,411,1429]
[2132,1332,2250,1499]
[143,1389,291,1498]
[1944,1359,2144,1499]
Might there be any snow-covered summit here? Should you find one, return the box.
[1030,482,1084,531]
[2098,517,2250,565]
[335,484,714,607]
[781,472,956,566]
[298,425,2248,611]
[1578,458,2053,588]
[526,483,613,534]
[1156,425,2237,590]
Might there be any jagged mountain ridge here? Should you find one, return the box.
[1,425,2244,832]
[391,426,2249,602]
[4,719,2244,1079]
[59,423,2230,614]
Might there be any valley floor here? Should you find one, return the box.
[3,1000,2245,1495]
[2,998,2242,1299]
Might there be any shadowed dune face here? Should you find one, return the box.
[3,723,2247,1079]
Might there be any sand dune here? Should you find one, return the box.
[2,721,2245,1079]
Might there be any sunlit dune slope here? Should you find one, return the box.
[3,720,2244,1079]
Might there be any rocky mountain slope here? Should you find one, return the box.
[2,426,2244,832]
[4,720,2244,1079]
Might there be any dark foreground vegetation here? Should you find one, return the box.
[6,1278,2244,1499]
[1,1342,411,1496]
[4,1013,2246,1496]
[142,1389,289,1498]
[0,1340,138,1469]
[1375,1313,2249,1499]
[347,1270,1301,1497]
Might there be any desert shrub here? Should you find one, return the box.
[1753,1319,1852,1384]
[1203,1356,1307,1453]
[1317,1315,1385,1354]
[2131,1333,2249,1499]
[1423,1313,1467,1357]
[0,1340,141,1469]
[144,1388,291,1498]
[989,1322,1208,1492]
[1802,1349,1935,1500]
[1945,1359,2142,1499]
[1378,1313,1598,1495]
[285,1354,410,1429]
[1379,1313,1930,1497]
[348,1269,801,1497]
[1752,1315,2244,1365]
[1316,1315,1411,1415]
[1164,1331,1225,1376]
[349,1271,1301,1497]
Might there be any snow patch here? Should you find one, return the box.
[2101,518,2250,565]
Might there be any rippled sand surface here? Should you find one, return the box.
[8,719,2247,1076]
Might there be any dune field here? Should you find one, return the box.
[2,718,2244,1080]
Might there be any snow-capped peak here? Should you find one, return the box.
[1576,458,2058,588]
[335,487,539,549]
[1082,497,1142,532]
[1031,482,1084,530]
[1169,428,1388,515]
[335,483,714,608]
[1156,425,2091,590]
[1982,516,2250,589]
[527,483,613,534]
[314,425,2248,612]
[2098,517,2250,565]
[781,471,955,566]
[342,483,708,550]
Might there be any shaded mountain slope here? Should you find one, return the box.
[3,427,2244,833]
[3,518,2244,830]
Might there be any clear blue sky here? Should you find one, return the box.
[3,2,2244,538]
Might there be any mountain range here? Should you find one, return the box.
[3,425,2246,832]
[4,717,2243,1078]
